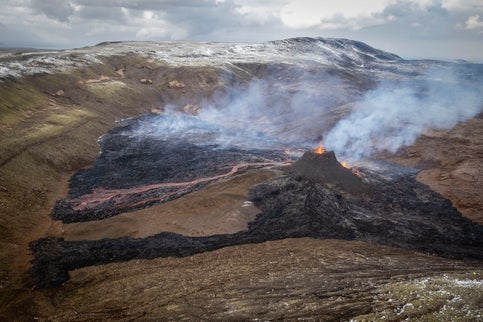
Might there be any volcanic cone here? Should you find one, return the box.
[291,151,368,195]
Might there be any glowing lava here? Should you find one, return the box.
[311,144,353,172]
[314,146,325,154]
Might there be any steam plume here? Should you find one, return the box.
[143,65,481,158]
[143,74,346,150]
[324,67,483,158]
[198,77,343,146]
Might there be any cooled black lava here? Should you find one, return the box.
[30,115,483,288]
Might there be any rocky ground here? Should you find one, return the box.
[0,39,482,320]
[26,239,483,321]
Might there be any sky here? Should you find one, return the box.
[0,0,482,62]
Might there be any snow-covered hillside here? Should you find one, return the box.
[0,37,466,80]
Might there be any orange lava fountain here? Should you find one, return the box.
[314,146,325,154]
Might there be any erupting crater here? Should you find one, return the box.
[291,149,368,196]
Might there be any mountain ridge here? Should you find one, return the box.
[1,36,474,81]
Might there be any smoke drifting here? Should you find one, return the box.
[143,74,347,151]
[136,108,289,150]
[324,67,483,158]
[141,64,481,160]
[199,80,315,146]
[198,75,350,147]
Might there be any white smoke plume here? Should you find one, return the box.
[142,73,347,150]
[198,76,346,146]
[140,64,481,157]
[324,67,483,158]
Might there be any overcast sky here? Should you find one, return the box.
[1,0,482,61]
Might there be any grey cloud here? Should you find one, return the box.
[0,24,59,48]
[167,4,270,37]
[0,0,482,60]
[77,5,129,23]
[381,1,450,27]
[30,0,75,22]
[363,1,475,43]
[75,0,221,10]
[71,0,261,39]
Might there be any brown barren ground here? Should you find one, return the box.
[381,115,483,225]
[32,239,482,321]
[61,169,277,240]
